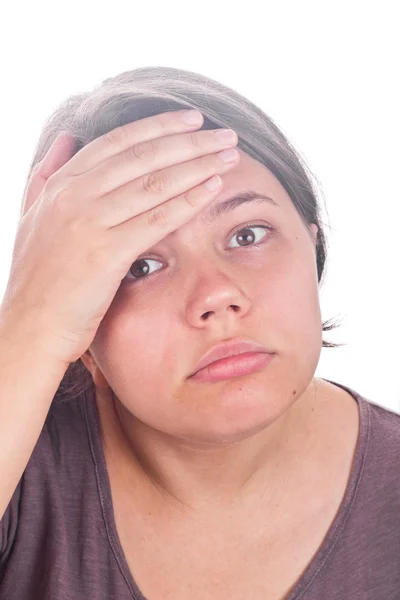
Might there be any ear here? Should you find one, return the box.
[80,351,94,375]
[309,223,319,247]
[81,351,109,388]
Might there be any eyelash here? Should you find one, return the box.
[124,223,274,282]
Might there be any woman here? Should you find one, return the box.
[0,66,399,600]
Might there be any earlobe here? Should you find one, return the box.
[80,352,110,388]
[80,352,93,374]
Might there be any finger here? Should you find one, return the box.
[20,132,76,218]
[109,174,224,273]
[61,110,204,176]
[96,148,239,228]
[78,128,238,200]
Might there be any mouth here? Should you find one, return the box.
[188,339,274,381]
[188,351,274,383]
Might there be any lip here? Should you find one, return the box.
[188,339,272,378]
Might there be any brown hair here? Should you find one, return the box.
[21,66,343,401]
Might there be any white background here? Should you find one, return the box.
[1,1,399,409]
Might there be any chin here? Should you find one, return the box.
[179,381,295,445]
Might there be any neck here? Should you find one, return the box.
[95,378,325,514]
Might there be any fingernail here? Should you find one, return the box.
[214,129,237,144]
[182,110,203,125]
[54,131,68,144]
[204,175,222,191]
[218,148,239,163]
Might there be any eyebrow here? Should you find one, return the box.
[201,190,278,225]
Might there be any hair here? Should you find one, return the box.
[21,65,343,402]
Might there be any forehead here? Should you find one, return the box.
[211,149,293,210]
[167,149,304,244]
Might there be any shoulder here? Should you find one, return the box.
[352,385,400,454]
[326,378,400,441]
[360,391,400,474]
[330,379,400,490]
[24,385,96,479]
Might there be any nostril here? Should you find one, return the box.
[201,312,213,320]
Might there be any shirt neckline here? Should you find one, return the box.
[83,378,370,600]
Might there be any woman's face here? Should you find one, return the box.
[82,149,322,443]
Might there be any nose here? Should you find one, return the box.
[185,276,251,329]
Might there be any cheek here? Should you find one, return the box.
[262,242,321,341]
[91,295,177,394]
[91,309,183,426]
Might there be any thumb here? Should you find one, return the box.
[20,131,76,219]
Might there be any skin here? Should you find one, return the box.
[81,148,354,519]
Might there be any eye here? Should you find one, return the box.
[123,224,273,283]
[227,224,272,248]
[124,257,163,281]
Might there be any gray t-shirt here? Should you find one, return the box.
[1,379,400,599]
